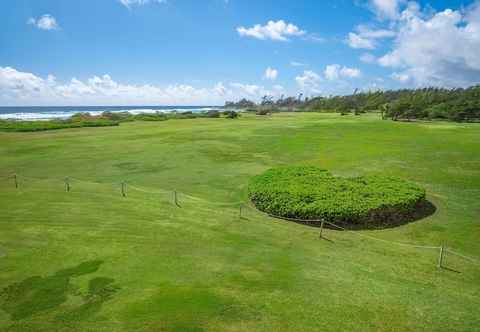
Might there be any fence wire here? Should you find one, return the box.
[2,172,480,267]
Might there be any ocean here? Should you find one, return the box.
[0,106,223,121]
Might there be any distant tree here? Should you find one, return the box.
[206,110,220,118]
[223,110,239,119]
[336,101,351,116]
[379,103,390,120]
[228,84,480,122]
[388,99,411,121]
[261,95,274,106]
[256,109,271,116]
[225,99,256,109]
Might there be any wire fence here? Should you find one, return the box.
[269,214,442,250]
[1,172,479,269]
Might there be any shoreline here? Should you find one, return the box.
[0,106,224,121]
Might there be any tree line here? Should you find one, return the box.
[225,85,480,122]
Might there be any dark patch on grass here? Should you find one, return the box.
[112,161,171,176]
[7,145,58,155]
[57,277,120,324]
[113,162,141,171]
[124,285,245,331]
[0,260,119,322]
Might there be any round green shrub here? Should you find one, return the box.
[248,166,427,228]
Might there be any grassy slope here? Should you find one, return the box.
[0,113,479,331]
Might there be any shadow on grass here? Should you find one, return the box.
[334,199,438,231]
[0,260,119,321]
[440,266,462,274]
[319,236,335,243]
[264,199,437,231]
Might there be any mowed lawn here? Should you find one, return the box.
[0,113,479,331]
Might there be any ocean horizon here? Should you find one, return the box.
[0,106,224,121]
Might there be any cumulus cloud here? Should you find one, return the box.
[378,1,480,87]
[324,65,361,80]
[0,66,280,106]
[347,32,375,49]
[295,70,321,93]
[391,72,410,83]
[295,68,363,96]
[237,20,306,41]
[119,0,166,8]
[27,15,60,30]
[347,25,395,49]
[228,82,281,98]
[263,67,278,80]
[369,0,405,20]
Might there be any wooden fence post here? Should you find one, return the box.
[174,190,179,207]
[319,219,325,239]
[438,245,445,268]
[121,182,126,197]
[239,204,243,219]
[13,174,18,189]
[65,177,70,192]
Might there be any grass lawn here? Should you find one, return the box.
[0,113,479,331]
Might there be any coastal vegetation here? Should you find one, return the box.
[0,109,237,132]
[226,85,480,122]
[3,85,479,133]
[0,118,119,132]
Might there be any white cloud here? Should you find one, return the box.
[228,82,280,97]
[378,2,480,87]
[340,67,362,79]
[324,65,361,80]
[0,66,283,106]
[213,82,227,95]
[369,0,405,20]
[295,70,321,93]
[237,20,306,41]
[324,65,340,81]
[346,25,395,49]
[27,15,60,31]
[119,0,166,8]
[0,66,47,94]
[391,72,410,83]
[356,25,396,39]
[347,32,376,49]
[263,67,278,80]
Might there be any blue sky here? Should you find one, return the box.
[0,0,479,105]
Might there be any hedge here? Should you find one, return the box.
[248,166,427,228]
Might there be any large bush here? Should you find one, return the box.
[223,110,239,119]
[248,166,427,228]
[257,109,274,116]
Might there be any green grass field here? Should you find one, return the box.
[0,113,479,331]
